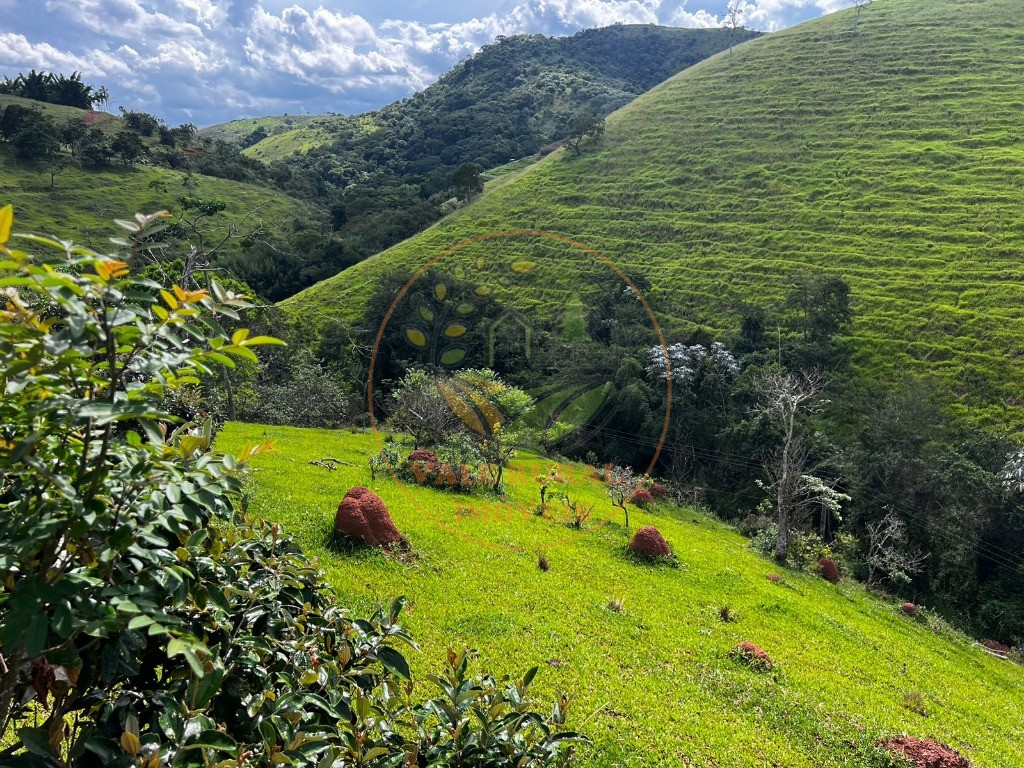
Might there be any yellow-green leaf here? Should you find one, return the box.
[405,328,427,348]
[120,732,141,757]
[0,205,13,246]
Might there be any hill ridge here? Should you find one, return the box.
[283,0,1024,423]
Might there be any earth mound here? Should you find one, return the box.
[730,642,772,670]
[818,557,841,584]
[628,526,670,559]
[880,736,972,768]
[334,486,403,547]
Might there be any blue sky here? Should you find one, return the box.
[0,0,853,125]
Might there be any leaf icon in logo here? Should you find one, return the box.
[440,347,467,366]
[444,324,467,338]
[405,327,427,348]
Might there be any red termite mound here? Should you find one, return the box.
[408,449,438,464]
[628,526,670,559]
[649,482,668,498]
[729,641,772,670]
[628,488,655,507]
[880,736,972,768]
[334,486,402,547]
[983,639,1011,656]
[818,557,841,584]
[900,602,919,615]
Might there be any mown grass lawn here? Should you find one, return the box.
[217,422,1024,768]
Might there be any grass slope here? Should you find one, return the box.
[284,0,1024,422]
[0,159,309,255]
[217,422,1024,768]
[1,97,314,254]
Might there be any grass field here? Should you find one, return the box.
[282,0,1024,424]
[0,158,310,256]
[217,422,1024,768]
[0,96,315,254]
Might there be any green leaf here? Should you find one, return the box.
[377,646,411,680]
[182,730,237,755]
[24,613,48,657]
[17,727,53,757]
[0,204,13,245]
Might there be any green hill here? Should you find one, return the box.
[216,422,1024,768]
[0,96,314,262]
[283,0,1024,422]
[203,25,758,166]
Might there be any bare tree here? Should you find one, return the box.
[608,465,638,532]
[751,368,825,561]
[852,0,873,33]
[866,512,925,586]
[724,0,745,54]
[386,369,464,449]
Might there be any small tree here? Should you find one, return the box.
[724,0,745,54]
[112,127,149,166]
[451,162,483,200]
[452,369,533,493]
[751,368,825,562]
[866,512,926,587]
[608,465,638,531]
[564,111,605,156]
[387,368,464,448]
[852,0,873,33]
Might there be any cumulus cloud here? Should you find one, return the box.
[0,0,852,124]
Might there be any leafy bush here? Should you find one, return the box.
[0,207,584,767]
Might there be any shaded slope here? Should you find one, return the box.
[217,423,1024,768]
[285,0,1024,421]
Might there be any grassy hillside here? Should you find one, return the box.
[0,94,120,133]
[0,97,314,257]
[283,0,1024,422]
[217,422,1024,768]
[0,160,309,253]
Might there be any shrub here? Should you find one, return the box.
[539,552,551,571]
[628,526,671,560]
[560,494,594,530]
[369,442,402,479]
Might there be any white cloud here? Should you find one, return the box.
[1,0,849,123]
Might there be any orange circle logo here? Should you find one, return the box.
[368,230,672,551]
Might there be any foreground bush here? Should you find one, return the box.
[0,207,582,767]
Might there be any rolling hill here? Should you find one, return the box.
[0,95,314,262]
[283,0,1024,423]
[202,25,759,167]
[217,423,1024,768]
